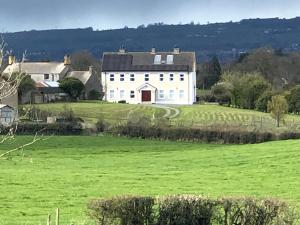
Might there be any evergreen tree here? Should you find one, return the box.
[204,55,222,89]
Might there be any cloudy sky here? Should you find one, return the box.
[0,0,299,32]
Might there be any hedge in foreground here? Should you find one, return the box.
[88,195,298,225]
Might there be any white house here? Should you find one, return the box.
[3,55,101,103]
[101,48,197,105]
[0,104,16,126]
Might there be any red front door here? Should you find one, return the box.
[142,91,151,102]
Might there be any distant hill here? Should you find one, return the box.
[3,17,300,63]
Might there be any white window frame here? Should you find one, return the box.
[158,90,165,99]
[130,74,135,81]
[179,90,184,98]
[160,74,164,81]
[120,74,125,81]
[110,74,114,81]
[109,90,115,99]
[145,74,149,81]
[180,74,184,81]
[130,90,135,98]
[169,74,174,81]
[169,90,175,99]
[120,90,125,99]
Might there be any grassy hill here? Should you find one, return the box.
[26,102,300,132]
[1,136,300,224]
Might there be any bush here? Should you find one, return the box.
[88,196,298,225]
[88,90,101,100]
[118,100,127,104]
[114,125,274,144]
[88,196,155,225]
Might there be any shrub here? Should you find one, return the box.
[88,89,101,100]
[88,196,155,225]
[88,196,298,225]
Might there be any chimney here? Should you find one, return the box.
[89,65,93,74]
[118,48,126,54]
[151,47,156,54]
[64,54,71,65]
[173,47,180,54]
[8,55,16,65]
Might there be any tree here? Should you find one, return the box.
[206,55,222,87]
[255,90,274,112]
[59,77,84,101]
[0,37,42,160]
[17,73,35,102]
[286,85,300,114]
[267,95,288,127]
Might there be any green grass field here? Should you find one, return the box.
[26,101,300,131]
[1,136,300,225]
[174,104,300,131]
[25,101,165,123]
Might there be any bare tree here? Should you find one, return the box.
[0,36,43,160]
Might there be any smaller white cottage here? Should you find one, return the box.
[0,104,16,126]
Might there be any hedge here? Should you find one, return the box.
[88,195,298,225]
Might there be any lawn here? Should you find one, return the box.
[25,101,165,123]
[1,136,300,225]
[174,104,300,131]
[25,102,300,131]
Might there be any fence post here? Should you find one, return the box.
[56,208,60,225]
[47,214,51,225]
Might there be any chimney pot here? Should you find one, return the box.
[151,47,156,54]
[173,47,180,54]
[64,54,71,65]
[8,55,15,65]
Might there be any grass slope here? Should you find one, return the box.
[26,102,300,131]
[28,101,165,123]
[1,136,300,224]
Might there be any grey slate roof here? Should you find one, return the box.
[3,62,68,75]
[102,51,196,72]
[67,71,92,85]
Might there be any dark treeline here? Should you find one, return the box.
[3,17,300,63]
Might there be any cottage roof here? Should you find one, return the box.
[0,104,14,109]
[67,71,92,84]
[102,51,196,72]
[3,62,69,75]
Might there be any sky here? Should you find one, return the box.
[0,0,300,32]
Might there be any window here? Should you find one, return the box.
[154,55,162,64]
[180,74,184,81]
[44,74,49,80]
[110,74,114,81]
[120,74,125,81]
[169,74,174,81]
[166,55,174,64]
[130,91,135,98]
[120,90,125,99]
[145,74,149,81]
[169,90,175,99]
[160,74,164,81]
[179,90,184,98]
[109,90,115,99]
[130,74,135,81]
[158,90,165,99]
[52,74,55,81]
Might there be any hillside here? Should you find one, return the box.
[1,136,300,224]
[3,17,300,63]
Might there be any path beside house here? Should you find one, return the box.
[149,104,181,119]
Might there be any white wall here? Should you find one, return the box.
[29,73,60,82]
[101,71,196,105]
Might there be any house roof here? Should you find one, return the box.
[67,71,92,85]
[102,51,196,72]
[0,104,14,110]
[3,62,69,75]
